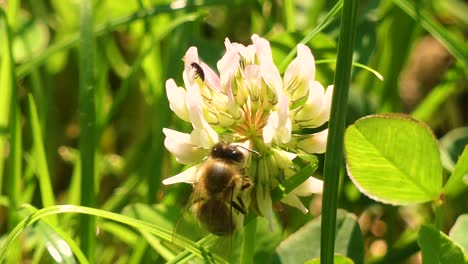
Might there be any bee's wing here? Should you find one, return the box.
[172,167,205,242]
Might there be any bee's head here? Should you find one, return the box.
[211,143,244,163]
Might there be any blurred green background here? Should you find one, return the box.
[0,0,467,263]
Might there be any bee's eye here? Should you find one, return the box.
[228,149,244,163]
[211,145,222,157]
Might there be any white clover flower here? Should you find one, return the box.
[163,34,332,225]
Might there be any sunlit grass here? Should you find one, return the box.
[1,0,467,263]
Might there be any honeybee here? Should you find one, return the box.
[189,142,254,236]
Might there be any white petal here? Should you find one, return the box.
[277,92,289,127]
[277,93,292,143]
[263,112,279,144]
[185,83,218,148]
[319,85,334,120]
[297,129,329,154]
[282,150,297,161]
[307,81,325,110]
[163,128,208,164]
[284,44,315,90]
[185,83,207,129]
[281,193,308,214]
[162,165,201,185]
[165,79,190,122]
[294,82,332,128]
[190,126,218,149]
[292,176,323,196]
[262,93,292,145]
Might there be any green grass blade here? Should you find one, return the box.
[97,12,200,138]
[166,235,225,264]
[240,217,257,264]
[79,0,97,260]
[0,8,14,199]
[18,205,89,264]
[1,5,21,221]
[442,147,468,197]
[316,59,384,81]
[411,73,459,122]
[284,0,296,31]
[279,0,343,72]
[321,0,359,263]
[271,159,319,201]
[28,95,56,210]
[393,0,468,70]
[0,205,227,264]
[1,7,22,263]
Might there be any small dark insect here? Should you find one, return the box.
[191,62,205,81]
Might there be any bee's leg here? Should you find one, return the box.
[236,197,247,212]
[230,200,247,215]
[240,177,252,190]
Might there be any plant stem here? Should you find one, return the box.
[79,0,96,261]
[240,216,257,264]
[320,0,358,263]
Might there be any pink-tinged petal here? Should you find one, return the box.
[217,48,239,77]
[252,34,283,93]
[297,129,329,154]
[281,193,308,214]
[165,79,189,122]
[235,43,256,64]
[183,47,200,86]
[217,41,240,92]
[292,176,323,196]
[183,47,199,69]
[200,62,221,90]
[162,165,201,185]
[163,128,209,164]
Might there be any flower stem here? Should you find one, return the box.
[79,0,97,260]
[320,0,358,264]
[240,216,257,264]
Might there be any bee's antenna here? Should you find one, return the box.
[237,145,260,157]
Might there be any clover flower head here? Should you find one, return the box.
[163,35,332,226]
